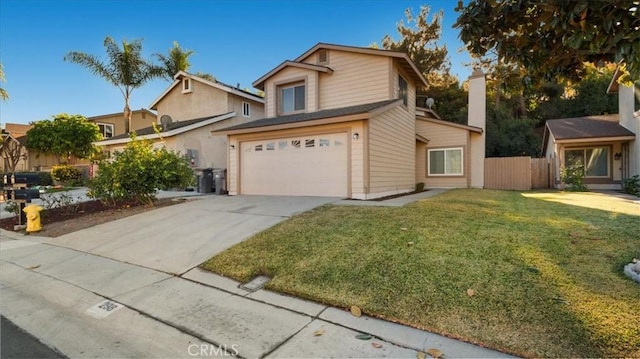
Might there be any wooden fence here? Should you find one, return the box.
[484,157,553,190]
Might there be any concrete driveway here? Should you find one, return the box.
[34,195,338,274]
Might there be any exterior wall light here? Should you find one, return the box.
[230,144,235,150]
[352,132,359,140]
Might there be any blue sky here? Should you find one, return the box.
[0,0,473,125]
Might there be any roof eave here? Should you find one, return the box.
[214,113,371,136]
[252,60,334,90]
[416,116,483,133]
[554,135,635,143]
[606,66,624,94]
[96,112,236,146]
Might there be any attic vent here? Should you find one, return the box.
[318,49,328,64]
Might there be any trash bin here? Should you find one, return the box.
[213,168,226,195]
[199,168,213,193]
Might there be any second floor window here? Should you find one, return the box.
[97,123,114,138]
[242,102,250,117]
[281,84,305,113]
[399,75,408,106]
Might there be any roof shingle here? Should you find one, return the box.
[100,112,233,141]
[216,99,399,132]
[546,115,635,140]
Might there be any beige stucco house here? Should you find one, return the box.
[216,43,486,199]
[542,71,638,190]
[96,72,265,169]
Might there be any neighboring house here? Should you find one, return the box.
[215,43,486,199]
[0,130,29,172]
[542,70,639,190]
[88,108,157,139]
[96,72,265,169]
[10,109,157,170]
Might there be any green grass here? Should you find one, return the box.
[201,189,640,357]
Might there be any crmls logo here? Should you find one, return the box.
[187,343,240,357]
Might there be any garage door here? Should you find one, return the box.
[240,133,348,197]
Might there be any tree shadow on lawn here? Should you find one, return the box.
[202,189,640,358]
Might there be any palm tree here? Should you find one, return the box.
[64,36,161,133]
[154,41,194,81]
[0,63,8,101]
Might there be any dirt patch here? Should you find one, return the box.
[0,198,189,237]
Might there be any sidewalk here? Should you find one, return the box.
[0,234,514,358]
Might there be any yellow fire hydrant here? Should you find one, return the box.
[23,204,43,233]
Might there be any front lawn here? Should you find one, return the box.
[201,189,640,357]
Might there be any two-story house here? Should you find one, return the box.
[216,43,486,199]
[97,71,265,169]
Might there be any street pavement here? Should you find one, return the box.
[0,192,516,358]
[1,315,67,358]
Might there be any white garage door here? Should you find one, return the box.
[240,133,348,197]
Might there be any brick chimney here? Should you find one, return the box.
[468,70,486,188]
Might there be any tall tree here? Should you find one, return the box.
[0,63,8,101]
[64,37,161,133]
[25,114,101,164]
[194,72,216,82]
[381,6,465,122]
[382,5,450,77]
[154,41,194,80]
[454,0,640,82]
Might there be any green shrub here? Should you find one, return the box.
[415,182,425,192]
[87,135,194,206]
[622,175,640,197]
[38,171,53,186]
[560,162,588,192]
[2,201,19,215]
[51,165,82,184]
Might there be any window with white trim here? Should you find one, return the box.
[280,83,305,114]
[97,123,114,138]
[428,148,463,176]
[182,78,192,93]
[242,102,250,117]
[564,146,609,177]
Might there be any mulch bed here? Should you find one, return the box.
[0,198,179,232]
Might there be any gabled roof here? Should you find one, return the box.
[252,61,334,89]
[214,99,401,134]
[252,42,428,90]
[545,114,634,140]
[4,123,33,137]
[542,114,635,154]
[96,112,235,146]
[149,71,264,110]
